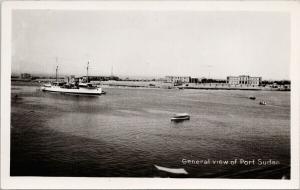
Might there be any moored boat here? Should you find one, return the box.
[171,113,190,122]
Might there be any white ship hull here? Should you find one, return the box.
[41,86,102,95]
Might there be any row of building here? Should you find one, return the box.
[165,75,262,86]
[13,73,262,86]
[12,73,120,82]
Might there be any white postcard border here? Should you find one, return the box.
[1,1,300,189]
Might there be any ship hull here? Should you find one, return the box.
[41,86,102,95]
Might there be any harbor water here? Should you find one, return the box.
[10,84,290,178]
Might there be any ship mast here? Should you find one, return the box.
[56,65,58,82]
[55,57,58,82]
[86,61,89,83]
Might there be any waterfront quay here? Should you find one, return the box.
[74,80,290,91]
[101,81,265,90]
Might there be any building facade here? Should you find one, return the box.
[165,76,191,83]
[227,75,262,86]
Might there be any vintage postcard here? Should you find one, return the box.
[1,1,300,189]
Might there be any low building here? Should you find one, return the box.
[11,74,19,79]
[81,75,120,82]
[227,75,262,86]
[165,76,191,83]
[20,73,31,79]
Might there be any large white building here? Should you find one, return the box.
[165,76,191,83]
[227,75,262,86]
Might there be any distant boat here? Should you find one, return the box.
[154,165,188,174]
[259,101,267,105]
[171,113,190,122]
[249,96,256,100]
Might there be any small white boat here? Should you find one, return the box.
[171,113,190,122]
[259,101,267,105]
[154,165,188,174]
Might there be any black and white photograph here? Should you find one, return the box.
[1,1,300,189]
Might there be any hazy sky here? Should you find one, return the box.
[12,10,290,80]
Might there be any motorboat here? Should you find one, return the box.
[171,113,190,122]
[259,101,267,105]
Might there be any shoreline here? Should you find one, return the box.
[11,80,290,91]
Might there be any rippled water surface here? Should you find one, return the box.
[11,85,290,178]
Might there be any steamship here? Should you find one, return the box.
[41,61,102,95]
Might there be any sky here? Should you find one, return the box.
[12,10,290,80]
